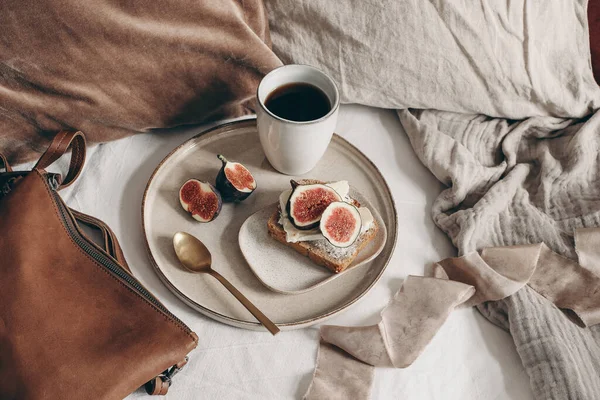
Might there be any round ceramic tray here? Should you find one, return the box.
[142,118,397,330]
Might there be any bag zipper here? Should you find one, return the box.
[46,174,193,335]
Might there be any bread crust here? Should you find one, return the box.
[267,207,378,274]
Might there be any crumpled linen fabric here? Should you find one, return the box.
[398,108,600,399]
[306,232,600,399]
[266,0,600,119]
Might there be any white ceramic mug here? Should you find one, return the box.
[256,64,340,175]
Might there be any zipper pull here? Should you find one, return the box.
[47,173,61,191]
[144,357,189,396]
[164,356,188,382]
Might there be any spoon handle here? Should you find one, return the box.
[209,270,280,335]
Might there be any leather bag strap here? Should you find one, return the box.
[0,153,11,173]
[34,130,86,189]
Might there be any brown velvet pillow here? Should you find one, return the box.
[0,0,281,163]
[590,0,600,85]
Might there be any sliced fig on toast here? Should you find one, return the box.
[215,154,256,202]
[286,180,342,230]
[320,202,362,248]
[179,179,222,222]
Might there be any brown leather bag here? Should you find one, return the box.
[0,131,198,399]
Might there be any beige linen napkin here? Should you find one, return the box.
[305,228,600,399]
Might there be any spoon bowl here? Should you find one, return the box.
[173,232,212,272]
[172,232,280,335]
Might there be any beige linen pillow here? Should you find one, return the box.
[0,0,281,163]
[266,0,600,119]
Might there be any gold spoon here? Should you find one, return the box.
[173,231,280,335]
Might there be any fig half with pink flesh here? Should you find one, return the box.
[215,154,257,202]
[179,179,222,222]
[286,180,343,230]
[320,202,362,248]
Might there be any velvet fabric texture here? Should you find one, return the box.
[0,0,282,163]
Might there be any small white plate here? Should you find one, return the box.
[239,192,387,294]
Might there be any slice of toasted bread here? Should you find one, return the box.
[267,181,379,273]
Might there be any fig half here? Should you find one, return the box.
[320,202,362,248]
[179,179,222,222]
[286,180,342,230]
[215,154,256,202]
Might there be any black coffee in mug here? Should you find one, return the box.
[257,64,340,174]
[265,83,331,122]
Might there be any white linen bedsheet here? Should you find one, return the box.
[46,105,533,399]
